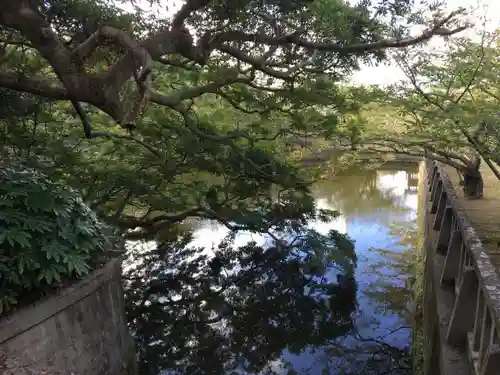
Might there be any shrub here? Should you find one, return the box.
[0,165,115,315]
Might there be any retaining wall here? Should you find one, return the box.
[0,259,136,375]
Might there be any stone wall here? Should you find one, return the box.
[0,259,136,375]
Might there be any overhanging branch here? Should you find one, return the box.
[0,1,469,137]
[219,11,467,54]
[0,71,68,100]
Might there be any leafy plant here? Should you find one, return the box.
[0,164,114,315]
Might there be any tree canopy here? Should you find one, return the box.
[327,29,500,198]
[0,0,475,373]
[0,0,468,235]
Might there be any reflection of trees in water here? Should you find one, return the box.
[124,166,419,375]
[335,216,417,375]
[363,219,420,319]
[304,167,418,375]
[308,331,412,375]
[125,230,358,375]
[313,167,417,220]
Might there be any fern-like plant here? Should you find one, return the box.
[0,165,115,315]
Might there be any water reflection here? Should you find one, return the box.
[124,167,418,375]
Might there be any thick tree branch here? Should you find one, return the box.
[0,2,87,91]
[75,25,152,83]
[0,1,468,139]
[118,207,204,229]
[121,207,208,240]
[0,71,68,99]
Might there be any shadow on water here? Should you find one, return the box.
[124,165,419,375]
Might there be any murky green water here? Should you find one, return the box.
[124,165,419,375]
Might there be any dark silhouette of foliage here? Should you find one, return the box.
[125,227,357,375]
[0,164,116,315]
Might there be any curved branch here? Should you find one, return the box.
[368,137,472,166]
[216,44,293,80]
[363,146,468,172]
[0,71,68,100]
[85,131,162,158]
[148,73,252,109]
[118,207,204,229]
[219,12,467,54]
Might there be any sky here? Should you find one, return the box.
[351,0,500,85]
[121,0,499,85]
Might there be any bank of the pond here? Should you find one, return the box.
[299,147,423,167]
[411,162,426,375]
[124,166,421,375]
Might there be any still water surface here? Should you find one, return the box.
[125,166,419,375]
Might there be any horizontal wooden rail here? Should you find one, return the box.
[426,161,500,375]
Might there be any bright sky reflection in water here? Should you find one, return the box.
[127,167,419,375]
[180,168,419,374]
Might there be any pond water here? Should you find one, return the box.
[125,165,419,375]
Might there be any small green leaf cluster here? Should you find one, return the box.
[0,164,114,315]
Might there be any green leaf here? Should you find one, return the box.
[0,165,114,316]
[37,271,45,282]
[44,269,53,284]
[52,269,61,283]
[8,230,32,248]
[18,258,24,274]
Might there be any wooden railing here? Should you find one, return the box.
[426,161,500,375]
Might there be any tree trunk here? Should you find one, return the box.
[462,169,483,199]
[461,152,483,199]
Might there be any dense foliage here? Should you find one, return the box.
[337,30,500,198]
[126,226,357,374]
[0,165,114,314]
[0,0,473,373]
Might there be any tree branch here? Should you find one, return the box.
[368,136,472,165]
[75,25,152,84]
[0,2,85,90]
[363,146,468,171]
[216,44,293,80]
[148,72,253,109]
[0,1,469,138]
[218,11,467,54]
[0,71,68,99]
[118,207,204,229]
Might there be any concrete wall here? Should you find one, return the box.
[0,259,136,375]
[418,161,471,375]
[417,161,500,375]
